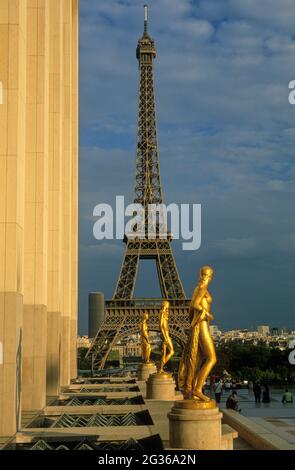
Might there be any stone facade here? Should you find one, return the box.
[0,0,79,437]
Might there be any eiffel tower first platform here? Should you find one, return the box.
[87,6,191,370]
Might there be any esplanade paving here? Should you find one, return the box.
[220,388,295,450]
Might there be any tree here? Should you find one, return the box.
[213,343,294,384]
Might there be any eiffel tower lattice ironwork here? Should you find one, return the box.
[87,6,190,370]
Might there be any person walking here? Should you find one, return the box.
[253,382,262,403]
[231,381,237,392]
[225,380,232,393]
[282,389,293,404]
[214,379,223,404]
[262,384,270,403]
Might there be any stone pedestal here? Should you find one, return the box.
[168,400,223,450]
[137,362,157,381]
[146,372,176,400]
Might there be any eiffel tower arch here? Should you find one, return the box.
[87,6,190,370]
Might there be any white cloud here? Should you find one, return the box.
[228,0,295,32]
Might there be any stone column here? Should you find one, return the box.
[60,0,72,388]
[70,0,78,380]
[46,0,63,397]
[0,0,27,436]
[22,0,49,412]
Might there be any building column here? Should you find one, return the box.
[46,0,63,397]
[0,0,79,430]
[22,0,49,412]
[60,0,72,386]
[0,0,27,436]
[70,0,78,380]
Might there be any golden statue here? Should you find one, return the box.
[140,312,151,363]
[178,266,217,402]
[159,301,174,373]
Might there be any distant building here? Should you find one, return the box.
[123,343,142,357]
[77,336,91,349]
[112,342,141,358]
[257,325,270,336]
[210,325,221,338]
[88,292,105,338]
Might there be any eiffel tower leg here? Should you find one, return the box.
[156,242,186,299]
[90,328,121,371]
[113,243,140,299]
[100,330,124,369]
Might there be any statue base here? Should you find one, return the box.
[146,371,176,400]
[137,362,157,381]
[168,399,224,450]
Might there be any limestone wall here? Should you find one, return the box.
[0,0,79,437]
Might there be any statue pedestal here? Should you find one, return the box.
[168,400,224,450]
[146,372,176,400]
[137,362,157,381]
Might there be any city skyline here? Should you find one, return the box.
[79,0,295,334]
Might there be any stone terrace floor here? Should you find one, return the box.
[219,388,295,448]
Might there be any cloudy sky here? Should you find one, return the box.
[79,0,295,334]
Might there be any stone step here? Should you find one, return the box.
[221,423,238,450]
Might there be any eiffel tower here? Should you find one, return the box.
[87,6,190,370]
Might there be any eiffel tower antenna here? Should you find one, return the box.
[144,4,148,33]
[87,5,190,371]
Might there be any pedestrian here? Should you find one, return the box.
[231,381,237,392]
[214,379,223,404]
[253,382,262,403]
[262,384,270,403]
[226,391,241,412]
[282,389,293,404]
[225,380,232,392]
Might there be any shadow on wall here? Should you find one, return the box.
[16,328,22,431]
[46,333,62,393]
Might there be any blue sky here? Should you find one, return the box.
[78,0,295,334]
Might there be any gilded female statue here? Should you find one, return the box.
[140,312,151,363]
[159,301,174,373]
[178,266,217,402]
